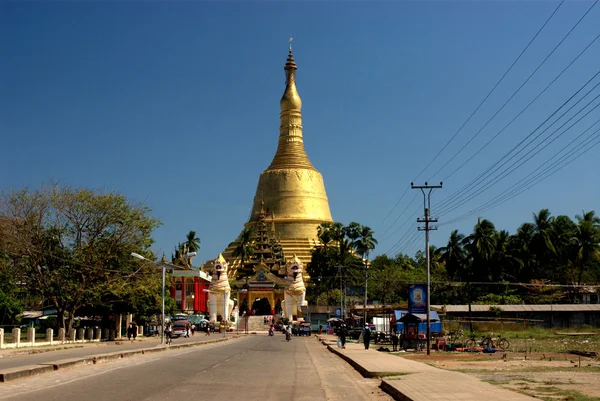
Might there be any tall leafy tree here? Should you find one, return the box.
[231,226,255,274]
[573,211,600,286]
[0,183,161,332]
[531,208,556,277]
[439,230,466,281]
[353,225,378,261]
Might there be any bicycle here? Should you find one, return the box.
[465,333,510,350]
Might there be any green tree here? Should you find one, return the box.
[0,183,161,332]
[439,230,466,281]
[573,211,600,286]
[231,226,255,274]
[531,208,556,277]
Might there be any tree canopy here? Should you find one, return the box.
[0,183,162,331]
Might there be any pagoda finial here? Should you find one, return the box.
[281,41,300,112]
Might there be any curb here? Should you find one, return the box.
[380,380,413,401]
[0,364,55,383]
[325,345,389,378]
[0,336,239,383]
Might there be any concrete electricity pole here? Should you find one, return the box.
[411,181,442,355]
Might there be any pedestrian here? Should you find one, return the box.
[205,323,211,336]
[127,323,133,341]
[363,324,371,350]
[191,324,196,336]
[165,323,173,345]
[132,323,138,341]
[318,325,323,335]
[339,324,347,349]
[392,329,399,351]
[185,323,190,338]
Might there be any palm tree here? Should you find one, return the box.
[232,226,255,274]
[532,209,556,276]
[492,230,522,283]
[353,225,378,261]
[511,222,536,281]
[439,230,466,281]
[573,211,600,286]
[184,230,201,265]
[463,218,496,282]
[317,222,334,253]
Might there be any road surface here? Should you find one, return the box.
[0,334,391,400]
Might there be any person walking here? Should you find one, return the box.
[339,324,347,349]
[362,324,371,350]
[392,329,399,351]
[165,323,173,345]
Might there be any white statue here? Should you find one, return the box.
[208,254,234,323]
[284,254,308,320]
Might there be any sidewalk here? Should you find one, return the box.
[0,334,238,382]
[319,336,535,401]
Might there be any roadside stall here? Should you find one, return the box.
[396,311,443,351]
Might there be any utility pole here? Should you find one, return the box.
[411,181,442,356]
[363,260,368,325]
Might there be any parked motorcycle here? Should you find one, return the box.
[285,331,291,341]
[269,328,274,336]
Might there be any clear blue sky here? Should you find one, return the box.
[2,1,599,264]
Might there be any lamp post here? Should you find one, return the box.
[363,260,370,325]
[131,251,196,345]
[237,288,247,334]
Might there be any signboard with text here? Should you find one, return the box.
[408,284,427,314]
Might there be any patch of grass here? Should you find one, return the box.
[378,372,411,379]
[518,386,600,401]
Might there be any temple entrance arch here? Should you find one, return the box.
[251,297,272,315]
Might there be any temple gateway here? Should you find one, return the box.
[203,45,334,323]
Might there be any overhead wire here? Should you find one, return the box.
[427,0,598,182]
[435,67,600,214]
[439,122,600,226]
[440,30,600,183]
[437,83,600,216]
[375,0,565,231]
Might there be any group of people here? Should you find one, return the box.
[126,322,138,341]
[337,324,373,350]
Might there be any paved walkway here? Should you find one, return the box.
[318,336,535,401]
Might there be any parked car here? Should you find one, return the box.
[172,323,187,338]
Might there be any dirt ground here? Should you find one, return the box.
[402,351,600,400]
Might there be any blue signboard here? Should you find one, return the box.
[408,284,427,314]
[334,308,342,318]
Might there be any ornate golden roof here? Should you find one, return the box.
[268,46,314,171]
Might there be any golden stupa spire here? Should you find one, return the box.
[267,41,315,170]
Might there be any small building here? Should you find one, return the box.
[433,304,600,329]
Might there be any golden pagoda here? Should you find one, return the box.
[215,44,334,281]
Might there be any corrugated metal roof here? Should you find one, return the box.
[432,304,600,313]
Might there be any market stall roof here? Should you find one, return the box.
[398,313,422,323]
[394,310,440,323]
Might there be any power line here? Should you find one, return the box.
[427,0,599,182]
[376,0,565,230]
[435,68,600,214]
[439,123,600,226]
[380,193,418,237]
[438,89,600,216]
[441,30,600,183]
[415,0,565,182]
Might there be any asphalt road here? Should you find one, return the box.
[0,333,224,370]
[0,334,391,401]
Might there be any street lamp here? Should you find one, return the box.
[131,251,196,345]
[237,288,247,334]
